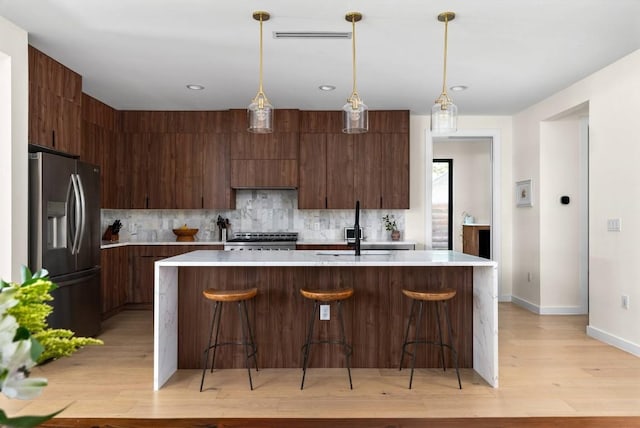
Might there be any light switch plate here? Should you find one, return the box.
[607,218,621,232]
[320,305,330,320]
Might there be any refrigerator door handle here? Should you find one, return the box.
[70,174,82,255]
[75,173,87,254]
[66,175,76,254]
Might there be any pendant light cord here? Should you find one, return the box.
[351,15,358,97]
[258,15,264,95]
[441,15,449,95]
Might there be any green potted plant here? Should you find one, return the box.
[0,267,102,426]
[382,214,400,241]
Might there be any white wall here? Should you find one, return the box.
[513,48,640,355]
[540,119,583,313]
[433,139,492,252]
[0,16,28,283]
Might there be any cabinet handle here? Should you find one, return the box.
[380,196,383,209]
[325,196,328,209]
[52,130,56,148]
[201,196,204,209]
[145,196,149,209]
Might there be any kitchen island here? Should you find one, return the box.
[154,250,498,389]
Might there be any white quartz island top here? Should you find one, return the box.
[157,249,496,267]
[154,250,498,390]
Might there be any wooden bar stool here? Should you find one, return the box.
[299,287,354,390]
[399,288,462,389]
[199,287,259,391]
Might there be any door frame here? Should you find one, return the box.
[425,129,503,298]
[579,116,589,314]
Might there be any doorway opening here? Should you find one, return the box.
[425,129,502,299]
[433,137,492,254]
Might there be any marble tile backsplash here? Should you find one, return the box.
[102,190,405,242]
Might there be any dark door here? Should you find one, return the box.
[30,152,77,276]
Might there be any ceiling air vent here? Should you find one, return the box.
[273,31,351,39]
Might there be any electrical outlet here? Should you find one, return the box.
[320,305,330,320]
[622,295,630,310]
[313,222,320,231]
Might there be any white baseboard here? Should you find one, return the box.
[539,306,587,315]
[510,295,540,313]
[510,295,587,315]
[498,295,511,303]
[587,325,640,358]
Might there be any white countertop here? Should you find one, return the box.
[101,240,224,249]
[296,240,416,246]
[156,249,495,267]
[101,240,416,250]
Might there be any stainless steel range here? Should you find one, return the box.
[224,232,298,251]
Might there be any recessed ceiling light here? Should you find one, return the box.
[450,85,468,92]
[186,84,205,90]
[319,85,336,91]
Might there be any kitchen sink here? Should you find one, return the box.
[315,250,392,256]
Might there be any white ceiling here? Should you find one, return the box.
[1,0,639,115]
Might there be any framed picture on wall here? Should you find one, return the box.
[516,179,532,207]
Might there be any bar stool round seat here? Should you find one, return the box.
[300,288,354,302]
[299,287,354,390]
[401,288,456,302]
[199,287,259,391]
[399,287,462,390]
[203,288,258,302]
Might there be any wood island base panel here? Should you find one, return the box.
[177,266,473,370]
[154,250,498,390]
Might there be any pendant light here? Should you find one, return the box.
[431,11,457,134]
[248,11,274,133]
[342,12,368,134]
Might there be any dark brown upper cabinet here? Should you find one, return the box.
[298,110,409,209]
[229,109,299,188]
[29,46,82,155]
[121,111,234,209]
[81,94,128,209]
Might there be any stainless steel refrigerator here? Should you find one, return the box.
[28,148,101,337]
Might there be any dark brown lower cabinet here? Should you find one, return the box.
[130,246,223,306]
[100,246,130,319]
[462,225,491,259]
[101,245,224,318]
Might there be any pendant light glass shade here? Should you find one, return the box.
[342,12,368,134]
[431,92,458,132]
[248,11,274,133]
[342,95,368,134]
[431,12,457,134]
[248,94,274,134]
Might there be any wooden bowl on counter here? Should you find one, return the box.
[172,228,199,242]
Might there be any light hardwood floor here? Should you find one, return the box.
[1,303,639,419]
